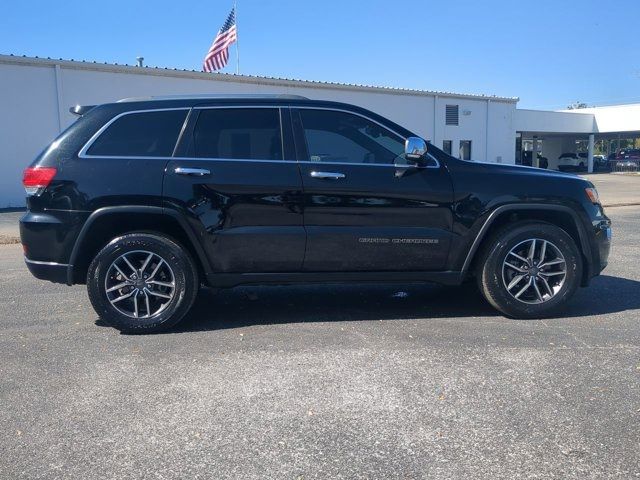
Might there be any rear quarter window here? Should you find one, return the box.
[86,109,188,157]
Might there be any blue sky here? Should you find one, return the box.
[2,0,638,109]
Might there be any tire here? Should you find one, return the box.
[87,233,199,333]
[476,222,582,319]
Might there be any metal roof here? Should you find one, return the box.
[0,54,519,103]
[117,93,309,102]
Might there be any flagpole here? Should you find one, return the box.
[234,0,240,75]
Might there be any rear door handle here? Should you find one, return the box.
[174,167,211,177]
[310,171,346,180]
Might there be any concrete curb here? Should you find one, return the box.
[0,235,20,245]
[603,203,640,208]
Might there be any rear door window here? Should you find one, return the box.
[192,108,283,160]
[86,109,188,157]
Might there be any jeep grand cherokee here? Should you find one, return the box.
[20,95,612,332]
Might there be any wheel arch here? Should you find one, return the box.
[67,206,211,285]
[461,204,593,285]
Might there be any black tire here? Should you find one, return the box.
[87,233,199,333]
[476,222,582,319]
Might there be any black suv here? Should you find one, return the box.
[20,95,612,332]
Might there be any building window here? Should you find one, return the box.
[442,140,452,155]
[445,105,459,126]
[459,140,472,160]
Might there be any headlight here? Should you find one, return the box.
[585,187,600,204]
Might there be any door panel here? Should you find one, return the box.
[163,107,305,273]
[293,108,454,272]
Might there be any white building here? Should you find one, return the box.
[1,54,639,207]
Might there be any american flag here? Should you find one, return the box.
[203,7,237,72]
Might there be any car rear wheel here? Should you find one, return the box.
[87,233,198,333]
[477,222,582,318]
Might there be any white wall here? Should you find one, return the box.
[56,67,440,139]
[0,56,518,207]
[430,98,514,163]
[487,101,516,164]
[437,98,488,161]
[515,108,596,134]
[569,104,640,133]
[0,64,62,207]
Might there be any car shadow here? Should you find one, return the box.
[173,281,495,333]
[561,274,640,318]
[96,274,640,334]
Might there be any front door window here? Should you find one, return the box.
[298,109,405,165]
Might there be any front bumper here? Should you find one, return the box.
[594,222,611,273]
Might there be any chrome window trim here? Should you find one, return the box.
[299,160,437,168]
[77,104,440,168]
[172,156,299,164]
[78,107,191,159]
[193,105,287,110]
[293,106,440,169]
[168,157,428,168]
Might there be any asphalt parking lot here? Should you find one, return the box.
[1,209,639,479]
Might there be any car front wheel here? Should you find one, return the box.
[87,233,199,333]
[477,222,582,318]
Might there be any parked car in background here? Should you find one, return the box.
[557,153,585,171]
[593,155,608,171]
[616,148,640,162]
[558,153,608,172]
[613,149,640,172]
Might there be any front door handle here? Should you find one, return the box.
[174,167,211,177]
[310,171,346,180]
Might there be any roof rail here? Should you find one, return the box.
[117,93,309,102]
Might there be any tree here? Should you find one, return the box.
[567,102,589,110]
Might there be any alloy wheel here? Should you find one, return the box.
[104,250,176,318]
[502,238,567,305]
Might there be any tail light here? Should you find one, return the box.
[22,167,57,196]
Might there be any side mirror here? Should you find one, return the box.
[405,137,428,164]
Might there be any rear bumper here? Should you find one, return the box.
[24,258,69,284]
[20,209,86,285]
